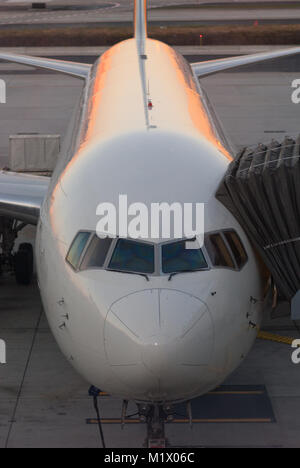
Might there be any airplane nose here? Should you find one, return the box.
[104,289,214,400]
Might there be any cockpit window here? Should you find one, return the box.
[162,240,208,274]
[108,239,155,274]
[80,236,113,271]
[205,233,235,269]
[66,231,91,270]
[224,230,248,269]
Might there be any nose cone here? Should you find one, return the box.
[104,289,214,401]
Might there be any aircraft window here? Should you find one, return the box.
[205,233,235,269]
[162,240,208,274]
[80,236,113,270]
[224,231,248,269]
[66,231,91,270]
[108,239,155,274]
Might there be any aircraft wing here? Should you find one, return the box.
[191,47,300,78]
[0,53,91,79]
[0,53,89,225]
[0,171,50,224]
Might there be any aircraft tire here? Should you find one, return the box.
[15,243,33,286]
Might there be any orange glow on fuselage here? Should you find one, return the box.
[78,39,232,157]
[49,37,233,232]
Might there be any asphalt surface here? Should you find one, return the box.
[0,0,299,26]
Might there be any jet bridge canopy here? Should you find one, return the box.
[216,136,300,317]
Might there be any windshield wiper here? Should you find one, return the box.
[108,269,150,281]
[168,270,202,281]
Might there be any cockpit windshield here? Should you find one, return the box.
[162,240,208,274]
[66,231,91,270]
[108,239,155,275]
[67,229,246,276]
[80,236,113,270]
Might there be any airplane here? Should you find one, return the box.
[0,0,299,445]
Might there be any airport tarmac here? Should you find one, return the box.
[0,49,300,448]
[0,0,300,25]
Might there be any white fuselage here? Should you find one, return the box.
[36,38,266,403]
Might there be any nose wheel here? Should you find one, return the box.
[139,404,169,448]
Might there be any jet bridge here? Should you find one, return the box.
[216,135,300,319]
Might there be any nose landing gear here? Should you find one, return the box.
[139,404,171,448]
